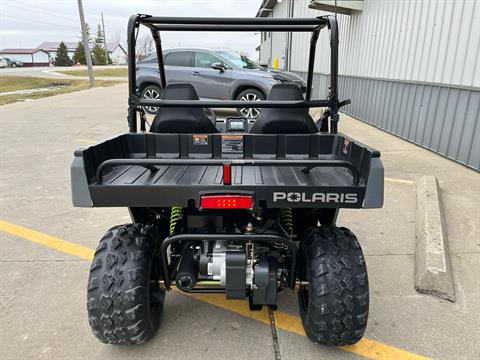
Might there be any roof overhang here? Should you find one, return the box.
[256,0,277,17]
[0,49,49,55]
[309,0,363,15]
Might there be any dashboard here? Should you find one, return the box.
[215,117,255,133]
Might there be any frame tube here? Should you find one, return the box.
[141,16,327,25]
[137,98,329,108]
[306,25,321,100]
[127,15,139,132]
[327,16,339,133]
[95,158,360,184]
[151,29,166,89]
[126,15,341,134]
[150,24,321,32]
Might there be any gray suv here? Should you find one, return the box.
[137,49,307,118]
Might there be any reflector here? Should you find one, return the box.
[200,195,253,209]
[223,163,231,185]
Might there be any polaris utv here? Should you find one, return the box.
[71,14,384,346]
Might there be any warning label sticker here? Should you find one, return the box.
[222,135,244,153]
[192,134,208,146]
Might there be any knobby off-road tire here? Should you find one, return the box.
[298,226,369,346]
[87,224,165,345]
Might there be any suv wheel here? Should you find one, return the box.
[140,85,163,114]
[236,88,264,119]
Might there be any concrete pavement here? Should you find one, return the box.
[0,84,479,360]
[0,65,127,81]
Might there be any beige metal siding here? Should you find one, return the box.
[288,0,480,87]
[258,0,480,169]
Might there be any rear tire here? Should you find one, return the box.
[87,224,165,345]
[298,226,369,346]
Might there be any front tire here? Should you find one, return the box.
[87,224,165,345]
[236,88,265,119]
[140,85,163,114]
[298,226,369,346]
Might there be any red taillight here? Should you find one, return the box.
[200,195,253,209]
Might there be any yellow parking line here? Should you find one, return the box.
[0,219,430,360]
[0,220,94,260]
[186,292,429,360]
[75,139,97,144]
[385,177,415,185]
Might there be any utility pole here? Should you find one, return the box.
[101,12,108,65]
[77,0,95,87]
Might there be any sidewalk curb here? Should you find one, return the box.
[414,175,455,301]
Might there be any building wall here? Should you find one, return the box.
[259,0,480,169]
[1,53,32,62]
[32,52,49,64]
[259,0,289,68]
[0,52,49,65]
[110,47,127,65]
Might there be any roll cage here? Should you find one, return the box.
[127,14,345,133]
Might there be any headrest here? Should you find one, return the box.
[162,83,199,100]
[267,83,304,101]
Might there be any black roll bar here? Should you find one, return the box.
[141,16,328,26]
[306,26,321,100]
[127,14,341,134]
[138,99,330,108]
[151,29,166,90]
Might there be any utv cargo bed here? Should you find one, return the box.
[72,132,383,209]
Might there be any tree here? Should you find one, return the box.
[136,36,154,60]
[78,22,93,47]
[92,44,107,65]
[95,24,105,45]
[54,41,72,66]
[92,24,110,65]
[72,41,86,64]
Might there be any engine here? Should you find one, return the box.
[174,239,287,308]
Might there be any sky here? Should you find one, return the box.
[0,0,264,58]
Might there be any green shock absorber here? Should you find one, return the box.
[169,207,182,235]
[280,208,293,234]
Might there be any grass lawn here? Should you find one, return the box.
[0,76,124,106]
[56,67,128,77]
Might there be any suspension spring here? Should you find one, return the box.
[169,207,182,235]
[280,208,293,234]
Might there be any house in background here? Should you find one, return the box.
[105,43,127,65]
[0,48,49,66]
[36,42,77,63]
[36,41,127,65]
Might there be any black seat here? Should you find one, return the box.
[150,83,217,133]
[250,83,317,134]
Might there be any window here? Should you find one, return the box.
[141,53,157,64]
[218,51,263,70]
[164,51,193,67]
[194,52,220,68]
